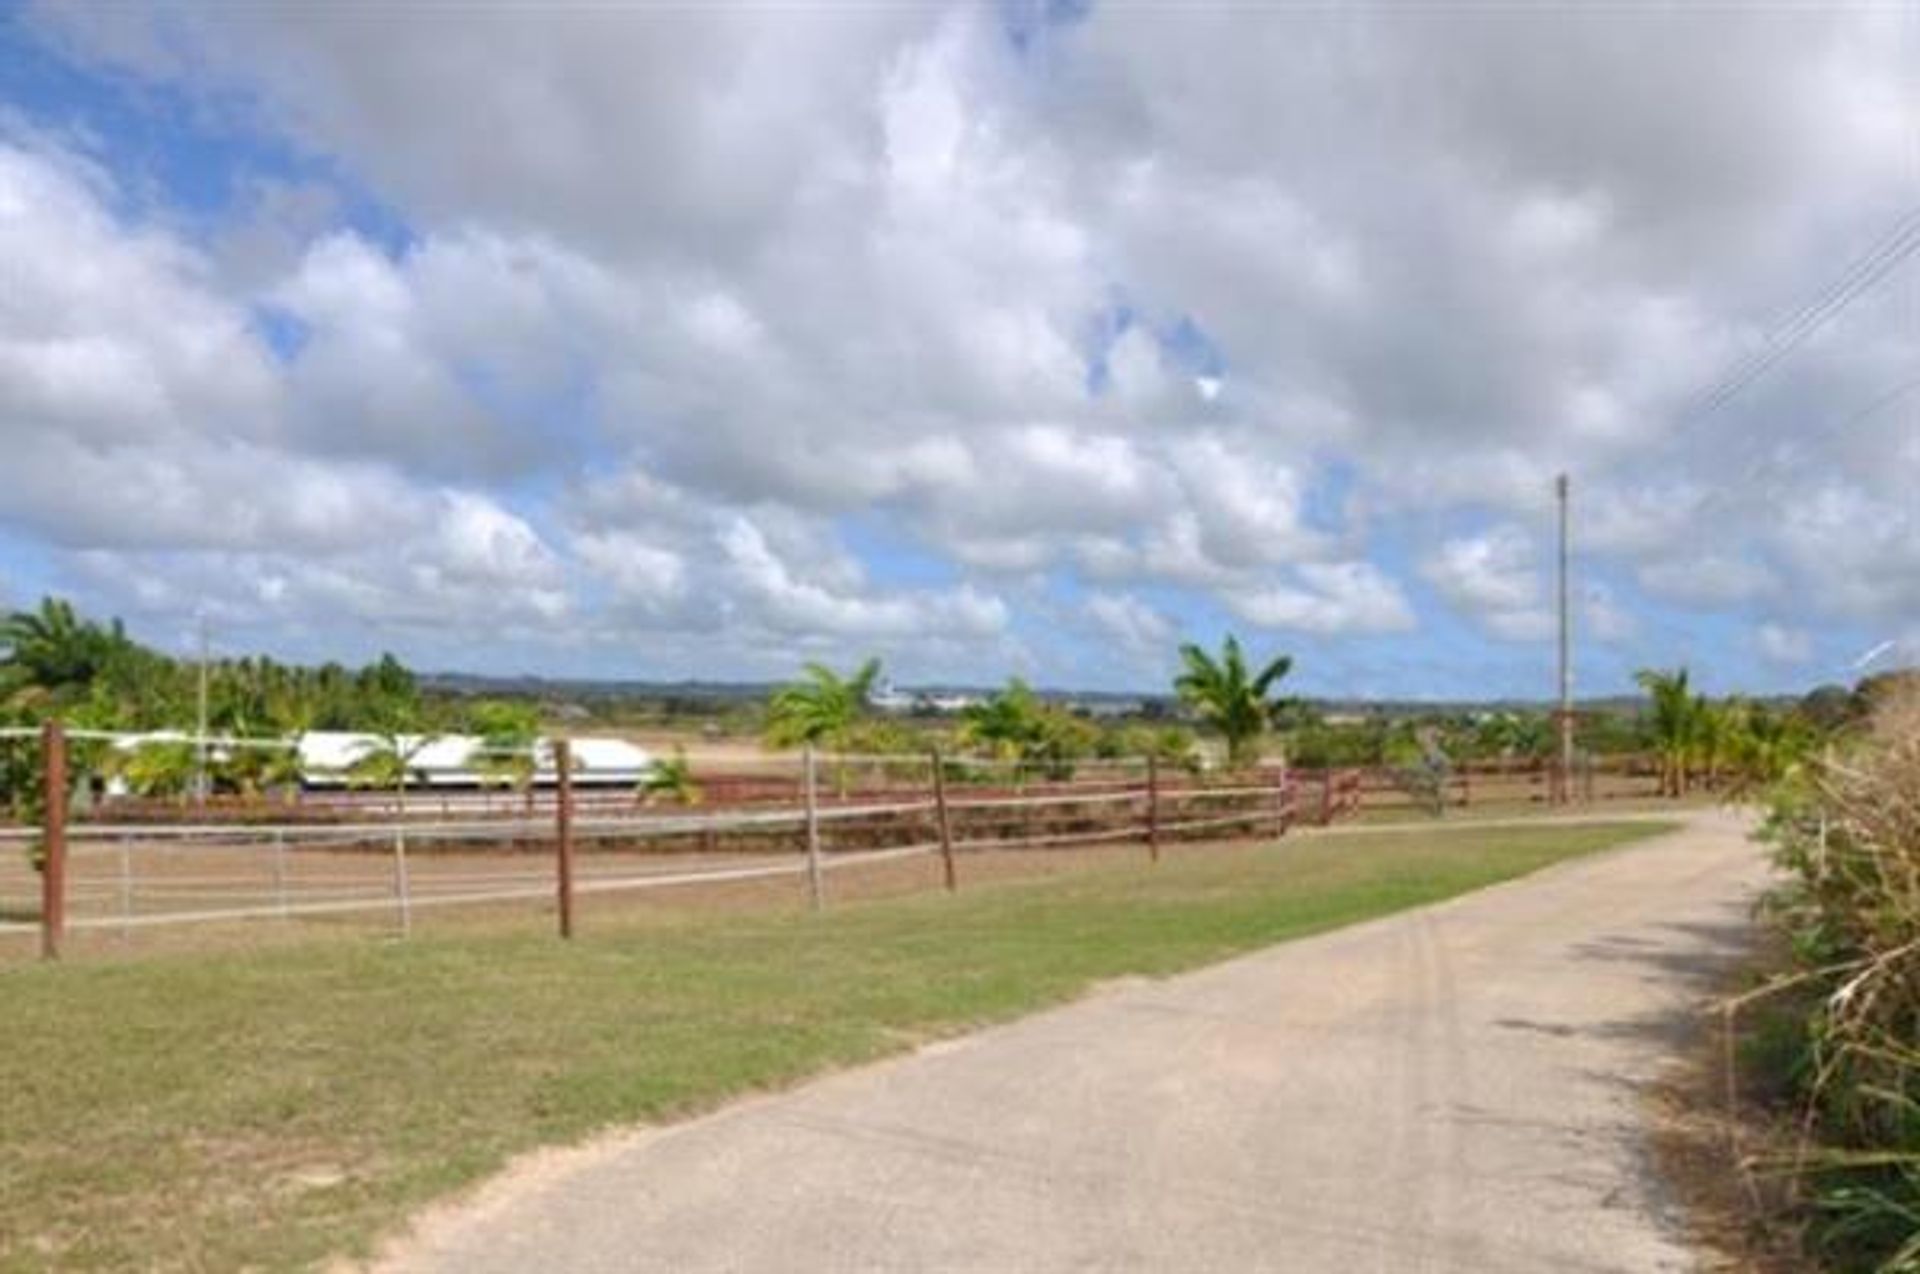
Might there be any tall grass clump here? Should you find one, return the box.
[1756,678,1920,1271]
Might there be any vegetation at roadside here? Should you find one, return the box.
[0,820,1666,1271]
[1745,677,1920,1271]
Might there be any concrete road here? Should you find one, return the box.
[388,810,1768,1273]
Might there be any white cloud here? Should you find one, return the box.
[7,4,1920,686]
[0,138,281,450]
[1083,591,1174,650]
[1755,622,1813,666]
[1223,562,1415,636]
[717,517,1007,640]
[1420,526,1553,641]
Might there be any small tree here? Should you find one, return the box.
[347,732,435,813]
[959,679,1044,779]
[113,740,199,804]
[1635,667,1698,797]
[765,658,882,795]
[638,748,703,807]
[764,659,882,750]
[467,700,541,812]
[1174,635,1293,768]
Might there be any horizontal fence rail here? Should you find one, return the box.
[1,721,1665,957]
[0,727,1352,955]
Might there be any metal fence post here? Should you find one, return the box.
[803,743,824,911]
[41,718,67,961]
[930,748,957,892]
[556,738,575,939]
[393,827,412,938]
[1145,755,1161,863]
[117,835,133,940]
[272,829,289,919]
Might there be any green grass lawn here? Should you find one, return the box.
[1,820,1671,1271]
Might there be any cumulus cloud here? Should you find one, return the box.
[1421,527,1552,641]
[4,2,1917,687]
[1223,562,1414,636]
[1083,591,1175,650]
[1756,623,1814,666]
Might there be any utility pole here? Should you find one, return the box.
[195,611,210,804]
[1555,473,1574,804]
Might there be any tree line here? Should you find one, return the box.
[1,594,1894,815]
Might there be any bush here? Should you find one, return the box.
[1757,680,1920,1271]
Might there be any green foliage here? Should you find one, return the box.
[0,597,141,704]
[216,743,306,803]
[466,700,542,795]
[1633,668,1823,798]
[0,596,438,812]
[957,679,1097,781]
[1635,666,1698,796]
[1754,683,1920,1270]
[959,677,1043,765]
[638,748,703,806]
[1107,724,1202,773]
[764,658,881,750]
[110,740,200,803]
[1173,635,1292,768]
[345,733,437,805]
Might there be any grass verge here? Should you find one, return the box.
[2,820,1668,1270]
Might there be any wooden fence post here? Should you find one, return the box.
[1274,761,1291,833]
[1145,755,1161,863]
[930,749,957,892]
[803,744,824,911]
[1319,768,1335,826]
[40,718,67,961]
[555,738,575,939]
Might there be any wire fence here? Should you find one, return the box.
[0,727,1335,956]
[0,722,1656,958]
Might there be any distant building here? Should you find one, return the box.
[867,681,980,714]
[297,731,652,788]
[106,730,654,791]
[867,680,918,714]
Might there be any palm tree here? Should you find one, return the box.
[467,700,541,812]
[959,679,1044,769]
[1134,725,1202,773]
[1174,635,1293,768]
[765,658,883,796]
[1723,702,1813,794]
[638,748,703,806]
[0,597,134,699]
[1634,667,1698,797]
[347,732,435,812]
[112,739,200,803]
[764,658,882,749]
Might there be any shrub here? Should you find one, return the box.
[1757,679,1920,1271]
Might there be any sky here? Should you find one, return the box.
[0,1,1916,699]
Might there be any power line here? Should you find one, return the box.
[1686,370,1920,523]
[1672,204,1920,430]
